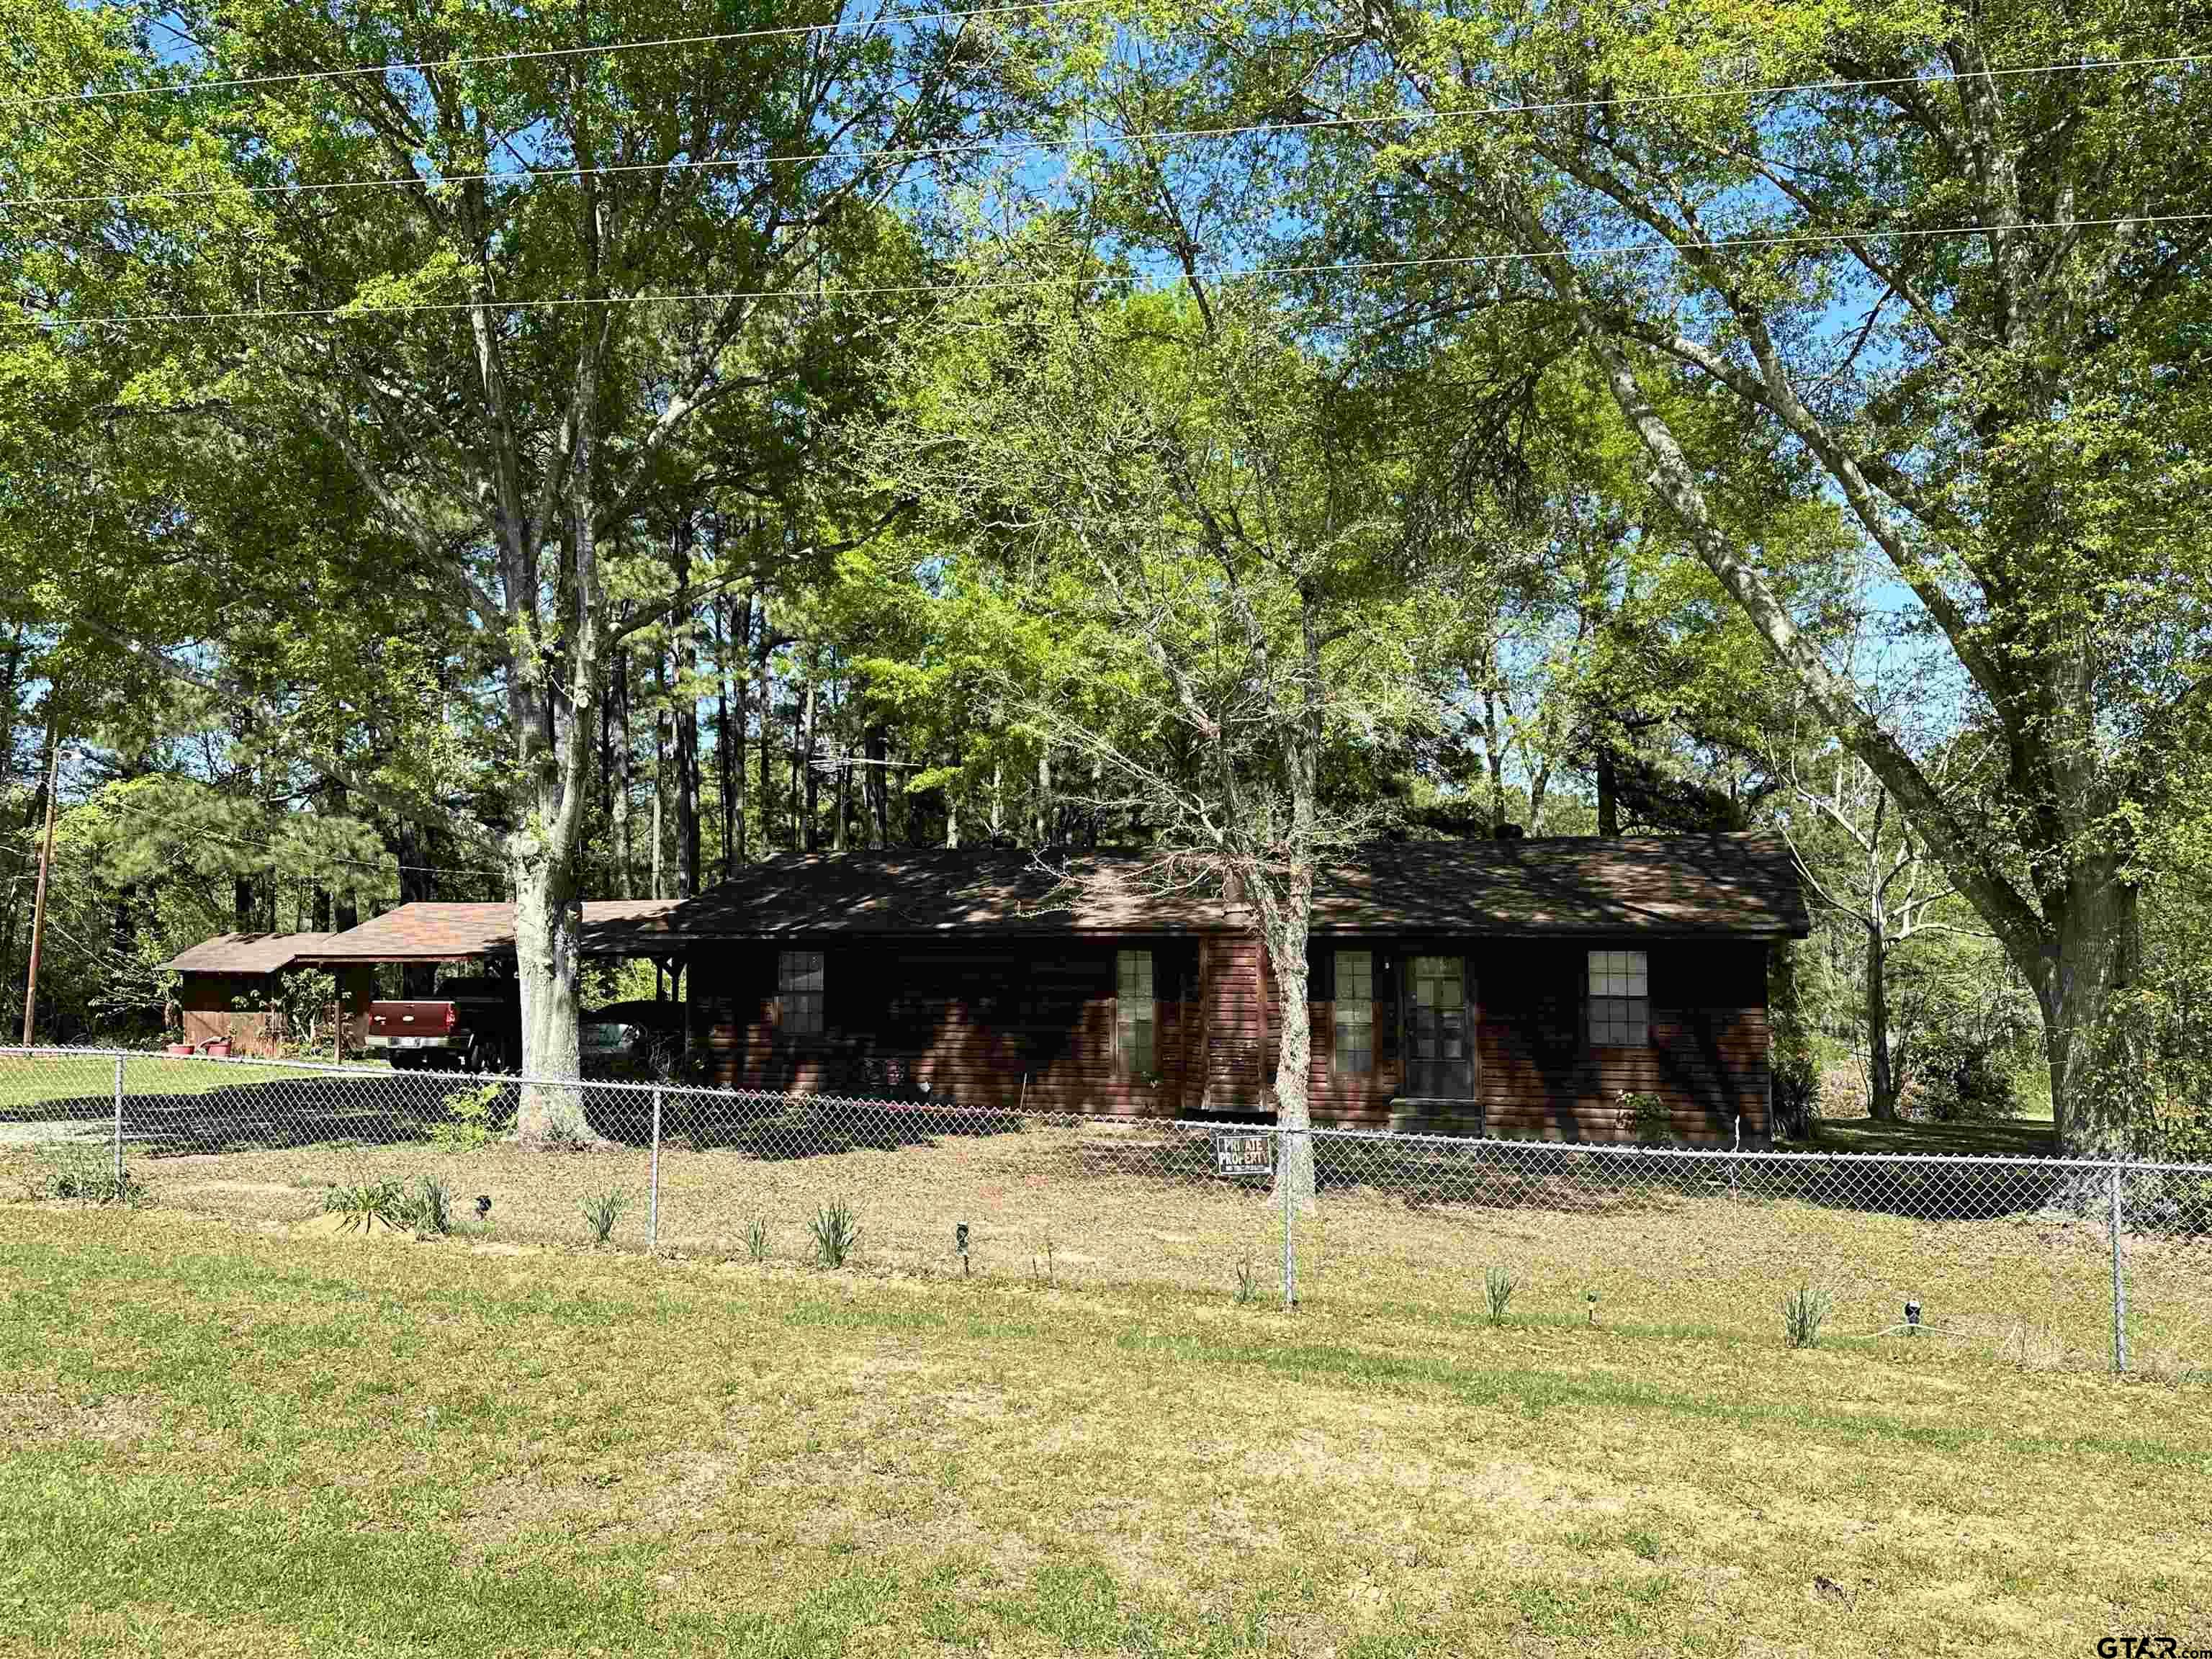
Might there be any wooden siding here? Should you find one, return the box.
[682,935,1773,1144]
[176,972,287,1053]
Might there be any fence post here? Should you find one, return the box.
[1281,1128,1297,1310]
[648,1086,663,1255]
[2108,1162,2128,1375]
[112,1053,124,1180]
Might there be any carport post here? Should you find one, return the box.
[112,1054,124,1180]
[648,1086,663,1254]
[2108,1164,2128,1375]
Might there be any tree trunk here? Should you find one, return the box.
[1596,747,1619,836]
[512,822,586,1134]
[505,359,603,1143]
[755,616,776,850]
[2036,859,2143,1154]
[714,595,735,878]
[833,681,851,852]
[1263,900,1315,1211]
[727,594,750,868]
[1262,581,1328,1213]
[1034,748,1051,845]
[673,523,702,898]
[1480,656,1508,830]
[611,643,634,900]
[1864,926,1898,1123]
[0,629,19,786]
[866,727,891,848]
[650,659,667,901]
[801,669,819,851]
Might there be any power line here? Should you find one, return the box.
[0,0,1117,109]
[12,211,2209,332]
[5,53,2200,212]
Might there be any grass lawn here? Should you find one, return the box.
[1807,1112,2060,1158]
[0,1053,372,1140]
[1,1207,2206,1657]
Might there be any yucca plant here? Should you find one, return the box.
[580,1186,633,1246]
[323,1179,405,1232]
[42,1147,147,1206]
[745,1215,770,1263]
[401,1177,452,1236]
[810,1199,861,1268]
[1484,1265,1517,1324]
[1234,1254,1258,1307]
[1783,1284,1833,1349]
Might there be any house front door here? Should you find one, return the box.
[1406,954,1473,1100]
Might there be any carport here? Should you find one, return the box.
[295,900,680,1061]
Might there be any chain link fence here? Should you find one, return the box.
[4,1046,2207,1378]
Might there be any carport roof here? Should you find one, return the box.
[297,900,679,963]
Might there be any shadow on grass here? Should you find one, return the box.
[7,1071,2190,1232]
[1808,1114,2059,1158]
[8,1074,1030,1163]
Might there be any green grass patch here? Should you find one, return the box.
[0,1210,2204,1655]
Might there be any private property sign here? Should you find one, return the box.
[1212,1128,1273,1178]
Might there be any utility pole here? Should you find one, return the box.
[19,724,60,1046]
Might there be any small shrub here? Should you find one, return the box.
[746,1215,770,1263]
[810,1198,861,1268]
[1782,1284,1833,1349]
[1915,1035,2023,1123]
[431,1082,511,1151]
[1234,1254,1257,1306]
[1484,1265,1517,1323]
[1615,1091,1673,1145]
[323,1179,405,1232]
[400,1177,452,1236]
[580,1186,633,1246]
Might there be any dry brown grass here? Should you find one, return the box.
[51,1120,2208,1377]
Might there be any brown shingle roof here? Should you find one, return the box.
[300,900,680,963]
[585,833,1809,948]
[159,932,336,976]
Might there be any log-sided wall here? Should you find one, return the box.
[682,934,1773,1144]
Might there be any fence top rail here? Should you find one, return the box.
[6,1043,2208,1179]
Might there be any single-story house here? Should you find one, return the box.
[158,931,336,1053]
[590,832,1810,1146]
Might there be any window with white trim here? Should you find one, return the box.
[1586,949,1649,1047]
[1116,948,1156,1075]
[778,949,824,1036]
[1333,950,1374,1077]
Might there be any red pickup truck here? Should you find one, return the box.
[363,978,521,1072]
